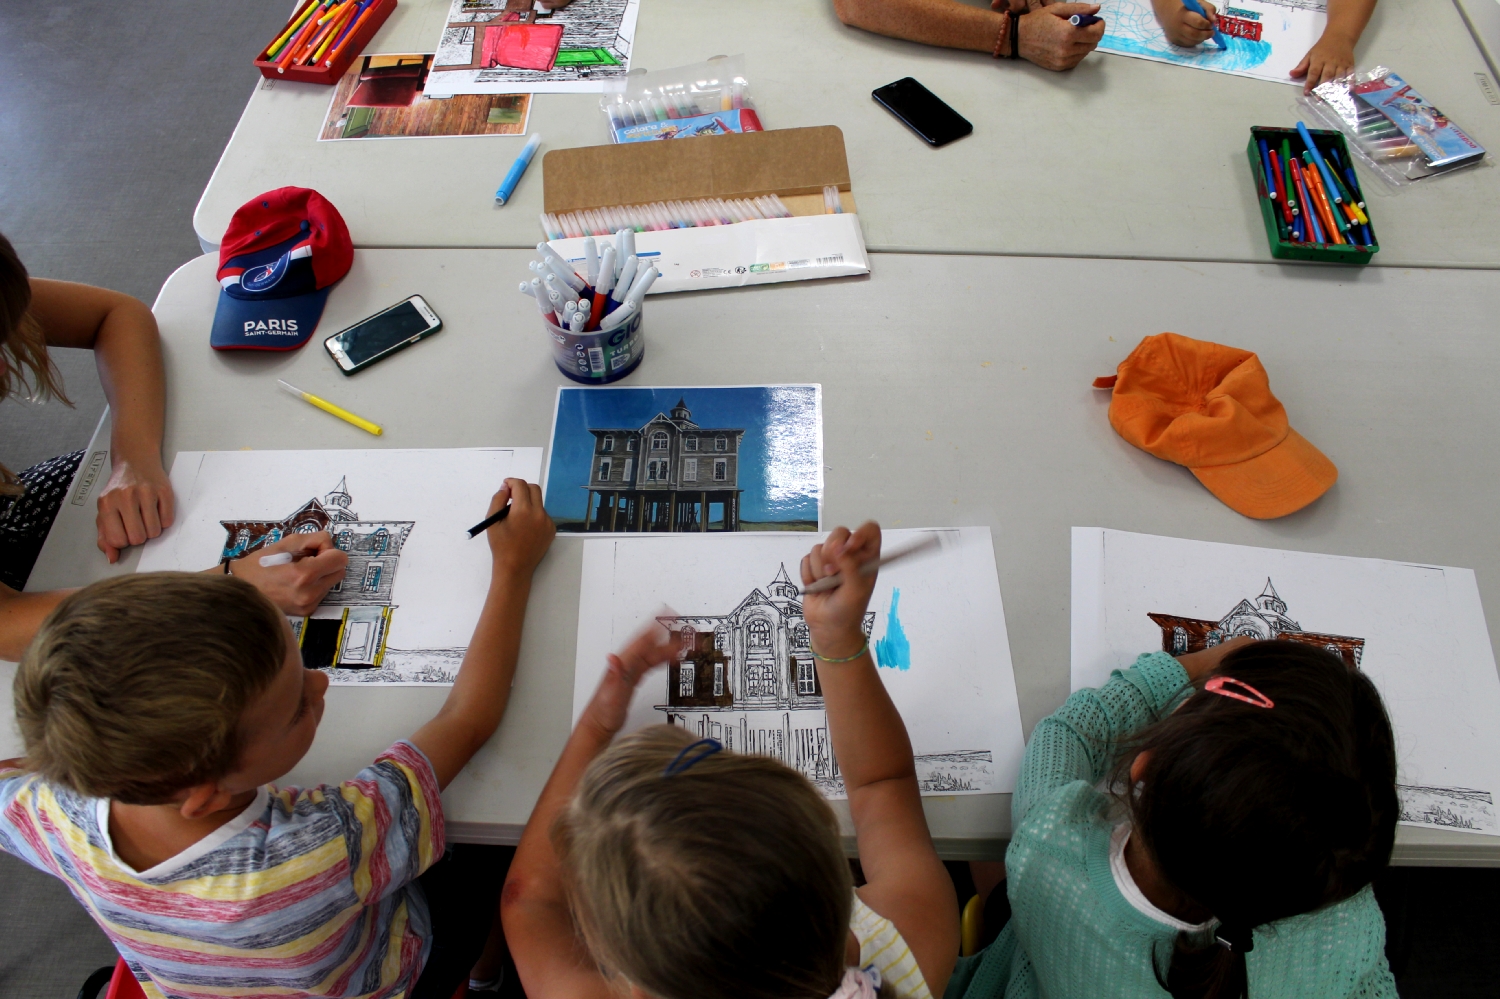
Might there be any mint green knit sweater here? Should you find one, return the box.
[946,652,1397,999]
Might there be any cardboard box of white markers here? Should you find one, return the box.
[541,126,870,294]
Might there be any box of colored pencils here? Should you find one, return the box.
[1249,125,1378,264]
[254,0,397,86]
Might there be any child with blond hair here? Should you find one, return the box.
[0,481,553,998]
[502,522,959,999]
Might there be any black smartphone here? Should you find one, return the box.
[872,77,973,147]
[323,295,442,375]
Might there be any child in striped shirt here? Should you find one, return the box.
[501,522,959,999]
[0,480,554,999]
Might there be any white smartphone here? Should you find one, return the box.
[323,295,442,375]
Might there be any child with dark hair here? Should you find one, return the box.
[947,637,1399,999]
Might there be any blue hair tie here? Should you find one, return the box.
[663,738,723,777]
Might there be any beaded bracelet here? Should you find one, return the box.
[992,9,1021,59]
[812,638,870,663]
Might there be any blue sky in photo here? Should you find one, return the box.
[544,386,821,524]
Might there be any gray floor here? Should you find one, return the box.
[0,3,288,997]
[2,4,1499,999]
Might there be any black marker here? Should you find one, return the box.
[466,503,511,539]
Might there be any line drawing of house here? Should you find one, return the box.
[1147,579,1366,667]
[655,565,993,794]
[220,478,413,670]
[576,397,746,532]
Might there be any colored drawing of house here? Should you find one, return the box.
[655,566,874,782]
[220,478,413,670]
[1147,579,1365,667]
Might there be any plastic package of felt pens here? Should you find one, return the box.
[1298,66,1490,190]
[600,55,762,144]
[1248,125,1378,264]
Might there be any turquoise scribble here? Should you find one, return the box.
[1101,31,1272,71]
[874,588,911,671]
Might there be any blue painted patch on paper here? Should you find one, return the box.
[875,589,911,671]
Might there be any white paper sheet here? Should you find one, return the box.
[573,528,1026,798]
[1071,527,1500,834]
[426,0,641,95]
[1096,0,1326,86]
[138,448,542,685]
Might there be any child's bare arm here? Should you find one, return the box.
[1151,0,1218,47]
[801,524,958,997]
[1291,0,1375,92]
[408,480,554,790]
[0,584,69,663]
[502,625,677,999]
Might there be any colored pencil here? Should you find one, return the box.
[266,0,320,59]
[324,0,373,65]
[276,2,327,70]
[312,1,357,62]
[1291,160,1323,244]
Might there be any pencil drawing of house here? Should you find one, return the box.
[220,478,413,670]
[1148,579,1366,667]
[656,565,993,794]
[578,397,746,532]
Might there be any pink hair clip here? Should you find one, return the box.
[1204,676,1274,709]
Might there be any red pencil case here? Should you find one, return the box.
[254,0,398,86]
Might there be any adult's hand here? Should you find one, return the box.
[224,531,348,616]
[96,457,175,562]
[1017,3,1105,70]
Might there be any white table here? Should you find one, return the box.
[194,0,1500,267]
[11,248,1500,864]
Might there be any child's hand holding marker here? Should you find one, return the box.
[227,531,348,616]
[1151,0,1222,49]
[801,523,884,662]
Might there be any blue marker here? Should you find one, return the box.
[1069,13,1102,25]
[1181,0,1227,49]
[1295,121,1345,206]
[495,133,542,207]
[1257,138,1277,200]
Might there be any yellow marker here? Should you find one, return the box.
[277,379,382,436]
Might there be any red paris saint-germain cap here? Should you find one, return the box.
[211,188,353,351]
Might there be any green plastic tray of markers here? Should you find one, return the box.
[1248,126,1379,264]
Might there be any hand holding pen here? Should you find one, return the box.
[1153,0,1222,49]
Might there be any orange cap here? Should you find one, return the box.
[1094,333,1336,519]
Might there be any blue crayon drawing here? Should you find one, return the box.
[875,588,912,671]
[1093,0,1321,84]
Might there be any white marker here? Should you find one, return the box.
[802,534,944,594]
[597,245,617,296]
[598,298,638,332]
[623,265,659,308]
[615,254,639,300]
[583,236,599,286]
[536,243,587,293]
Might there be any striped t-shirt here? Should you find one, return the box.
[851,893,932,999]
[0,740,444,999]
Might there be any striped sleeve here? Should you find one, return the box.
[0,767,53,874]
[330,740,445,906]
[850,893,933,999]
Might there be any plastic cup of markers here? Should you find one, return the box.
[543,306,644,384]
